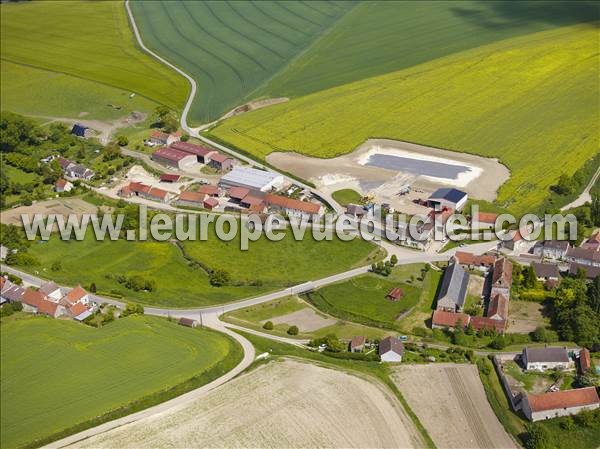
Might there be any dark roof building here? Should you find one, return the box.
[531,262,560,280]
[436,262,469,312]
[568,262,600,279]
[379,336,404,362]
[428,188,468,211]
[71,124,88,137]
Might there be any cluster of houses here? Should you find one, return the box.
[118,164,325,219]
[432,252,514,333]
[151,139,234,172]
[1,277,93,321]
[57,157,95,181]
[496,347,599,421]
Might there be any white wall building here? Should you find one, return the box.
[522,387,600,421]
[522,347,573,371]
[219,166,285,192]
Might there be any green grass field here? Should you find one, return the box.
[19,225,380,308]
[331,189,362,207]
[129,1,353,123]
[0,1,188,119]
[259,0,598,98]
[0,314,240,449]
[305,264,428,329]
[211,24,599,213]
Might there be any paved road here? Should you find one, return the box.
[561,164,600,211]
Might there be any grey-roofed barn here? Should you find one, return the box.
[524,347,570,364]
[219,166,284,192]
[436,262,469,312]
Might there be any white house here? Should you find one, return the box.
[522,387,600,421]
[38,281,63,302]
[428,188,468,211]
[522,347,573,371]
[379,336,404,362]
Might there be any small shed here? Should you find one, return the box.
[178,317,198,328]
[160,173,181,183]
[203,197,219,210]
[349,336,366,353]
[386,287,404,301]
[71,123,89,138]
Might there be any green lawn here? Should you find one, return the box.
[331,189,362,207]
[19,225,380,308]
[211,24,599,214]
[0,314,241,449]
[259,0,597,98]
[0,1,188,119]
[305,264,428,329]
[130,1,354,123]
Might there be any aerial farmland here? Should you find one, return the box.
[1,1,599,449]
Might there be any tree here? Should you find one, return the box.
[591,193,600,226]
[263,321,274,330]
[122,302,144,317]
[116,135,128,147]
[531,326,547,342]
[523,265,537,289]
[287,325,299,336]
[180,134,190,142]
[89,282,97,293]
[209,269,231,287]
[587,276,600,314]
[551,174,574,195]
[525,423,552,449]
[390,254,398,266]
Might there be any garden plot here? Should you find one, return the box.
[75,360,424,448]
[392,363,517,449]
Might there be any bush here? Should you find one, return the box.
[209,269,231,287]
[287,325,299,336]
[51,261,61,271]
[116,135,128,147]
[0,303,15,317]
[477,358,492,375]
[263,321,274,330]
[121,302,144,317]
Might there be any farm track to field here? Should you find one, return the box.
[129,0,354,123]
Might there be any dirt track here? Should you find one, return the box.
[74,360,424,448]
[392,364,517,449]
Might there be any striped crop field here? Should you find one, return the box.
[210,24,600,214]
[0,1,188,119]
[129,0,354,123]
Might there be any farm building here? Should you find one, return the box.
[69,302,92,321]
[265,194,323,220]
[175,191,205,208]
[453,251,496,271]
[470,212,498,228]
[531,262,560,281]
[209,152,234,171]
[386,287,404,301]
[240,193,266,210]
[55,179,73,193]
[178,317,199,328]
[428,188,467,211]
[565,247,600,267]
[121,182,175,203]
[171,141,215,163]
[39,281,62,302]
[219,166,284,192]
[522,347,573,371]
[470,316,506,334]
[436,262,469,312]
[159,173,180,183]
[379,336,404,362]
[578,348,591,374]
[37,299,65,318]
[227,186,250,202]
[203,197,219,210]
[1,279,25,304]
[568,262,600,279]
[148,130,181,146]
[198,185,221,197]
[491,258,513,296]
[346,204,366,218]
[71,123,91,138]
[487,293,509,321]
[62,286,90,306]
[349,336,366,353]
[532,240,570,260]
[152,147,197,170]
[522,387,600,421]
[431,310,470,330]
[21,289,47,313]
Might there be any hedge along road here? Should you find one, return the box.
[124,0,344,216]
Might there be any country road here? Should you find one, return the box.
[560,164,600,211]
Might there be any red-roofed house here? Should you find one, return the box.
[121,182,174,203]
[175,191,206,208]
[37,299,65,318]
[522,387,600,421]
[228,186,250,202]
[203,197,219,210]
[148,130,181,146]
[386,287,404,302]
[470,316,506,333]
[471,212,499,228]
[198,185,221,197]
[349,336,366,353]
[487,293,509,321]
[578,348,592,374]
[62,286,89,306]
[208,152,234,171]
[453,251,496,271]
[170,141,215,163]
[431,310,470,330]
[265,194,323,220]
[152,147,197,169]
[69,302,93,321]
[55,178,73,193]
[22,289,47,312]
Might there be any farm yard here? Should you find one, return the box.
[211,24,599,213]
[0,315,241,449]
[304,264,436,330]
[74,360,426,448]
[18,226,380,308]
[392,364,517,449]
[223,296,393,340]
[0,1,188,119]
[129,1,354,123]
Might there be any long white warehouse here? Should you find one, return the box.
[219,166,285,192]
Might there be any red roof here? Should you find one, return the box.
[129,182,152,194]
[37,299,59,316]
[265,194,321,215]
[147,187,170,200]
[150,130,169,140]
[492,258,513,286]
[22,289,47,307]
[55,179,68,188]
[579,348,591,373]
[152,147,191,162]
[241,195,264,207]
[470,316,506,332]
[69,301,88,317]
[454,251,496,266]
[432,310,470,328]
[487,293,509,320]
[474,212,498,224]
[170,141,213,156]
[178,191,205,203]
[159,174,180,182]
[210,152,232,164]
[228,186,250,200]
[527,387,599,412]
[350,336,366,349]
[203,197,219,208]
[386,287,404,300]
[199,185,219,196]
[63,286,87,305]
[248,203,266,213]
